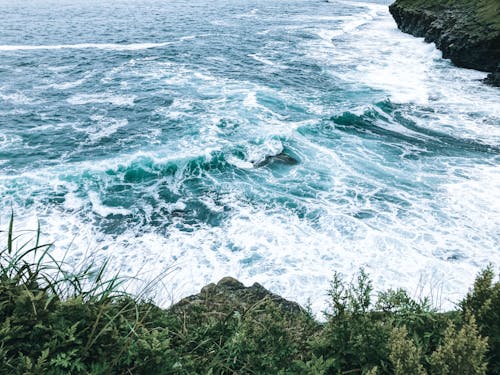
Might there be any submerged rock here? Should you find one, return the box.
[389,0,500,86]
[252,151,299,168]
[485,65,500,86]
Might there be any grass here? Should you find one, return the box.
[0,215,498,374]
[392,0,500,33]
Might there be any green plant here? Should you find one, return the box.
[388,326,426,375]
[312,270,391,374]
[429,314,488,375]
[460,266,500,375]
[376,288,453,358]
[0,214,178,374]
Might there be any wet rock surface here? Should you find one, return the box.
[389,0,500,86]
[484,65,500,86]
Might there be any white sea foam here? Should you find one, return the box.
[243,91,258,108]
[311,2,383,43]
[88,191,131,217]
[226,138,285,169]
[0,133,22,150]
[302,4,444,105]
[47,78,87,90]
[340,7,500,143]
[47,65,78,73]
[63,192,85,211]
[179,34,211,41]
[441,163,500,247]
[248,53,287,69]
[246,138,284,165]
[352,22,442,104]
[315,28,343,42]
[226,156,254,169]
[82,116,129,143]
[0,42,171,52]
[236,8,259,18]
[67,93,135,106]
[179,35,196,41]
[0,91,34,105]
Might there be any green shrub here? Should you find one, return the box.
[293,354,337,375]
[388,326,426,375]
[460,266,500,374]
[376,288,454,359]
[312,270,391,373]
[0,215,179,374]
[429,315,488,375]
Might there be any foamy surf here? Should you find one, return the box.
[0,0,499,316]
[67,93,136,106]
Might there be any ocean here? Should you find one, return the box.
[1,0,499,312]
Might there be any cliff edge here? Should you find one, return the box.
[389,0,500,86]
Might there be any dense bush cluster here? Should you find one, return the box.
[0,218,498,374]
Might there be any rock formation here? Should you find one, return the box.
[389,0,500,86]
[171,276,305,315]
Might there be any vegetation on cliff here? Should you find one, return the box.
[389,0,500,85]
[1,218,499,374]
[391,0,499,31]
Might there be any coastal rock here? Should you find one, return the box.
[171,277,304,315]
[485,65,500,86]
[389,0,500,86]
[252,151,299,168]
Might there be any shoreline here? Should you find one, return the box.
[389,0,500,86]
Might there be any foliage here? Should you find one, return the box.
[312,270,390,373]
[392,0,500,33]
[0,217,496,374]
[460,265,500,375]
[388,326,426,375]
[308,268,492,375]
[429,315,488,375]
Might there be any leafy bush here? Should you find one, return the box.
[460,266,500,375]
[429,315,488,375]
[312,270,391,373]
[311,270,488,375]
[388,326,426,375]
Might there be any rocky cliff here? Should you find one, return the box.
[389,0,500,86]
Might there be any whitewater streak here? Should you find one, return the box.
[0,43,171,51]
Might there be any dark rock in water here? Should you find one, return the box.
[171,276,304,315]
[253,152,299,168]
[484,65,500,86]
[389,0,500,86]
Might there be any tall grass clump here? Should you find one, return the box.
[0,214,176,374]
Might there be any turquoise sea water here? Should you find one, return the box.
[1,0,499,311]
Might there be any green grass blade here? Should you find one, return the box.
[7,210,14,254]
